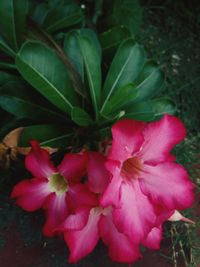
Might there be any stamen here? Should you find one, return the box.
[49,173,68,195]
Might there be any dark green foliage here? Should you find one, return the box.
[0,0,29,52]
[103,0,142,35]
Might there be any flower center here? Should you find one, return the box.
[49,173,68,195]
[121,157,143,180]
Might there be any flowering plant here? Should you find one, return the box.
[0,0,195,265]
[11,115,194,264]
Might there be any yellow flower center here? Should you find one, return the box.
[49,173,68,195]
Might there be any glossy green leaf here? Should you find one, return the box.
[71,107,93,126]
[102,83,138,116]
[101,39,146,113]
[64,31,84,81]
[16,41,79,115]
[133,61,165,102]
[0,0,28,51]
[64,29,101,83]
[19,124,73,147]
[0,95,67,123]
[124,98,176,121]
[42,2,82,33]
[79,29,102,58]
[100,26,130,51]
[0,75,69,118]
[0,36,16,57]
[78,37,101,117]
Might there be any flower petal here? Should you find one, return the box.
[109,119,145,163]
[139,162,194,210]
[138,115,186,164]
[26,140,56,178]
[67,184,98,211]
[58,152,88,183]
[42,193,69,237]
[154,205,174,225]
[11,178,50,211]
[87,152,110,194]
[60,207,90,231]
[142,226,162,250]
[113,179,157,244]
[99,212,140,263]
[64,208,101,263]
[100,162,122,207]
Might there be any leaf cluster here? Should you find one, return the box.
[0,0,175,150]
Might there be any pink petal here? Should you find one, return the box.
[109,119,145,163]
[42,193,69,237]
[11,178,50,211]
[26,140,56,178]
[139,162,194,210]
[100,162,122,207]
[58,152,88,183]
[113,179,157,244]
[64,207,101,263]
[142,226,162,250]
[138,115,186,164]
[168,210,195,224]
[67,184,98,211]
[60,207,90,231]
[99,211,140,263]
[87,152,110,194]
[154,205,174,225]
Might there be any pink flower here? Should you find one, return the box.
[60,152,141,263]
[100,115,194,245]
[11,141,97,236]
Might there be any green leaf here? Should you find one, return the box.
[31,3,50,25]
[19,124,74,147]
[64,29,101,83]
[102,83,138,116]
[71,107,93,126]
[106,0,142,34]
[78,37,101,117]
[152,98,176,117]
[100,26,131,51]
[101,39,146,113]
[133,61,165,102]
[0,71,19,85]
[124,98,176,121]
[0,0,28,51]
[16,41,79,115]
[0,95,67,123]
[64,31,84,81]
[0,36,16,57]
[42,2,83,33]
[0,62,16,70]
[79,29,102,58]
